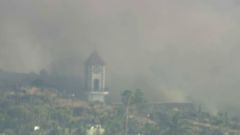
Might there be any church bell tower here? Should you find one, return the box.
[85,51,108,102]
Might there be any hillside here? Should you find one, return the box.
[0,87,240,135]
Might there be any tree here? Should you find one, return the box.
[31,78,46,90]
[104,106,125,135]
[121,90,133,135]
[133,89,145,103]
[161,112,191,135]
[132,89,146,113]
[143,123,161,135]
[121,90,133,106]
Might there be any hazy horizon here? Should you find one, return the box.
[0,0,240,113]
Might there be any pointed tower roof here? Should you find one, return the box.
[86,51,105,65]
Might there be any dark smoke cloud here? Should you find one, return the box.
[0,0,240,112]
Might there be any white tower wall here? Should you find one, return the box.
[85,51,108,102]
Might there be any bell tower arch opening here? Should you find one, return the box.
[94,79,100,91]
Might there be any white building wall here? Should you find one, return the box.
[86,65,108,102]
[87,65,106,91]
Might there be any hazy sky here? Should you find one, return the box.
[0,0,240,112]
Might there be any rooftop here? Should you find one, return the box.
[86,51,105,65]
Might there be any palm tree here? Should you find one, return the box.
[121,90,133,135]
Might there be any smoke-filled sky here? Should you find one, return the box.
[0,0,240,112]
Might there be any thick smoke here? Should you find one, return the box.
[0,0,240,112]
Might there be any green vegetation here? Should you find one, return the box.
[0,88,239,135]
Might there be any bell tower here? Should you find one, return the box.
[85,51,108,102]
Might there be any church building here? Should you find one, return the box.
[85,51,109,103]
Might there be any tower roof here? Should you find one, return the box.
[86,51,105,65]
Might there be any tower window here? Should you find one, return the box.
[94,79,100,91]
